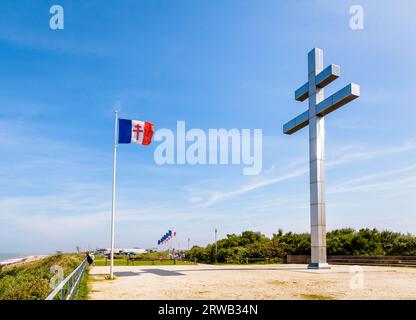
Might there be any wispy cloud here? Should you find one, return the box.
[332,163,416,188]
[330,163,416,195]
[203,168,308,207]
[326,139,416,167]
[186,139,416,207]
[331,175,416,195]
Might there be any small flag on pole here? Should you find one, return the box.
[118,119,154,145]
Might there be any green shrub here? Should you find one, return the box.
[185,228,416,264]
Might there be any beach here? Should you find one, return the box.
[0,254,48,267]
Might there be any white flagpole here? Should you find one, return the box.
[110,110,118,279]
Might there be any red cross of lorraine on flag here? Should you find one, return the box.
[131,120,154,145]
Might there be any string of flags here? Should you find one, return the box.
[158,230,177,245]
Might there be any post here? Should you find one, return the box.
[187,237,190,250]
[110,111,118,279]
[215,228,218,263]
[284,49,359,269]
[307,49,329,269]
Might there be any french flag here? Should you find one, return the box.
[118,119,154,145]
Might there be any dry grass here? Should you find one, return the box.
[300,293,336,300]
[268,280,288,285]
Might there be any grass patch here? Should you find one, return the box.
[0,254,85,300]
[300,293,336,300]
[194,291,209,294]
[75,267,89,300]
[268,280,288,285]
[215,260,284,265]
[93,259,194,266]
[89,274,107,282]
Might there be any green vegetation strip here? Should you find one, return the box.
[93,259,193,266]
[92,251,194,266]
[0,254,88,300]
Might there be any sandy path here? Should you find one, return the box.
[88,264,416,300]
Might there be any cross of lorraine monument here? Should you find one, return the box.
[283,48,360,269]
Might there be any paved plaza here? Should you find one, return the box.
[89,264,416,300]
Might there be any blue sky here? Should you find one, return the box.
[1,0,416,253]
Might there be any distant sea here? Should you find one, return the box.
[0,253,43,264]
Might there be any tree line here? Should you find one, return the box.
[185,228,416,263]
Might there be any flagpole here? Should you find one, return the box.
[110,110,118,279]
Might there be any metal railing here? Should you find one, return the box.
[45,258,88,300]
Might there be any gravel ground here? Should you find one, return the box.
[88,264,416,300]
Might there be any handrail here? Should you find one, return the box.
[45,258,88,300]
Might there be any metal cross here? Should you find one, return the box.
[283,48,360,269]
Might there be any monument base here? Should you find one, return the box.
[307,262,331,270]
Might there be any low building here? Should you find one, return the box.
[95,248,147,256]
